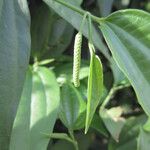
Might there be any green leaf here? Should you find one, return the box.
[55,62,89,84]
[143,118,150,132]
[110,58,129,85]
[10,68,32,150]
[100,107,126,141]
[44,133,74,143]
[31,2,53,57]
[108,115,147,150]
[10,67,60,150]
[49,132,92,150]
[47,18,74,58]
[137,128,150,150]
[90,114,108,137]
[38,59,55,66]
[100,9,150,116]
[0,0,30,148]
[31,2,74,59]
[85,48,103,133]
[98,0,114,17]
[43,0,111,60]
[59,82,86,130]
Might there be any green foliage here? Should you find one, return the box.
[85,43,103,133]
[43,0,111,60]
[1,0,150,149]
[100,107,126,141]
[143,118,150,132]
[10,67,60,150]
[31,2,74,59]
[97,0,114,17]
[100,9,150,116]
[90,114,108,137]
[108,115,147,150]
[59,82,86,130]
[138,128,150,150]
[0,0,30,148]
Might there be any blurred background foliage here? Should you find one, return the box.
[27,0,150,149]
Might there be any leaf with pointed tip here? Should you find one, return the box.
[44,133,75,145]
[85,50,103,133]
[59,82,86,130]
[100,9,150,116]
[10,67,60,150]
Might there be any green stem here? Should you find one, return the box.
[101,84,131,109]
[79,12,88,32]
[54,0,104,23]
[43,132,78,150]
[68,130,79,150]
[42,132,74,144]
[33,57,39,71]
[88,14,93,43]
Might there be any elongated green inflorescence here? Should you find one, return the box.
[73,32,82,87]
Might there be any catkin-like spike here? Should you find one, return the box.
[73,32,82,87]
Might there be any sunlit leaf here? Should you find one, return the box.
[100,9,150,116]
[85,47,103,133]
[10,67,60,150]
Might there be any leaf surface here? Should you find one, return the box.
[100,9,150,116]
[43,0,110,60]
[98,0,114,17]
[85,49,103,133]
[137,128,150,150]
[100,107,125,141]
[10,67,60,150]
[59,82,86,130]
[0,0,30,148]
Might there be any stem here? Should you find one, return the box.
[101,84,131,109]
[33,57,39,71]
[54,0,104,23]
[68,130,79,150]
[42,132,74,144]
[88,14,92,43]
[43,132,79,150]
[79,12,88,32]
[38,59,54,66]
